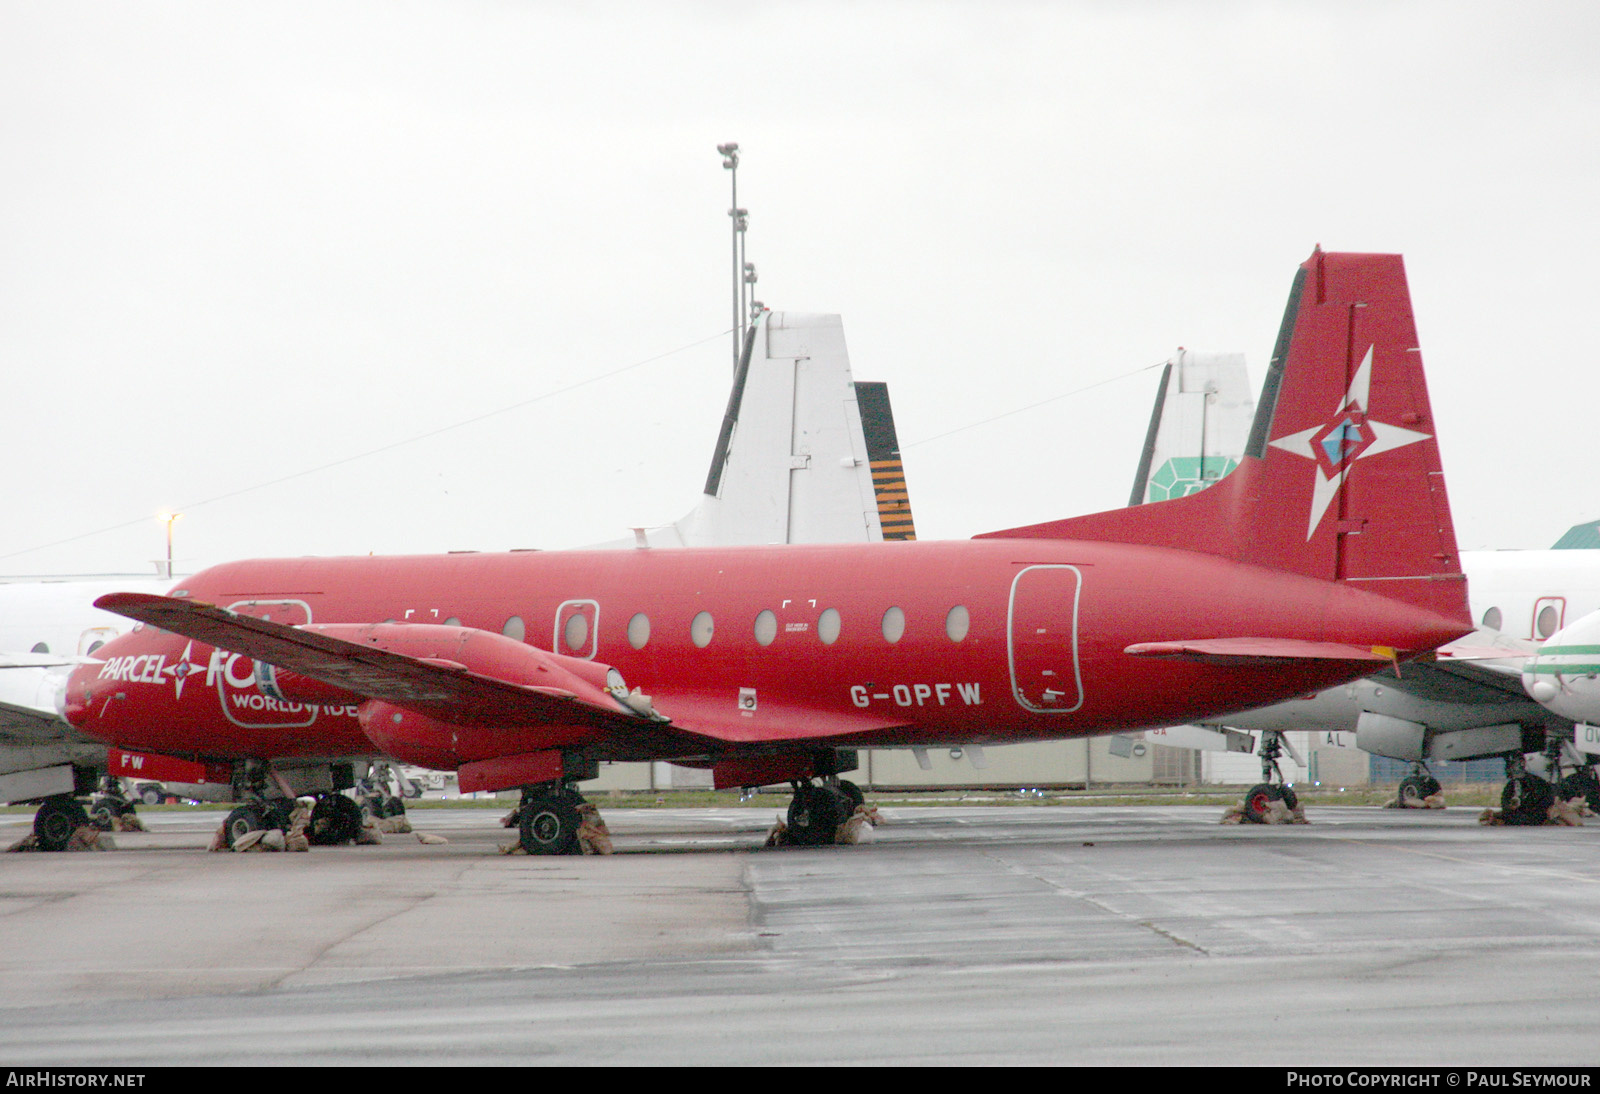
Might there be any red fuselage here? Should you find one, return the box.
[65,537,1469,768]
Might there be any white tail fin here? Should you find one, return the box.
[601,311,910,548]
[1128,350,1254,505]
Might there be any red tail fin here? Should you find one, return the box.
[978,249,1468,622]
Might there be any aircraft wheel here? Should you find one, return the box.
[139,784,165,806]
[518,793,581,855]
[1241,783,1283,823]
[87,798,118,831]
[33,796,89,851]
[223,803,270,848]
[309,794,363,845]
[1558,769,1600,813]
[384,795,406,817]
[1501,774,1555,826]
[1397,774,1439,807]
[786,785,847,846]
[838,780,865,811]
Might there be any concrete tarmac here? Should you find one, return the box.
[2,802,1600,1065]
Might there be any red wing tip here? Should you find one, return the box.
[94,591,216,613]
[94,591,169,609]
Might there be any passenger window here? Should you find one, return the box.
[1537,604,1560,639]
[691,611,715,648]
[30,642,49,654]
[946,606,970,642]
[754,610,777,647]
[1481,606,1502,631]
[443,617,462,628]
[627,613,651,650]
[882,606,905,644]
[564,612,589,653]
[502,616,526,642]
[817,608,841,645]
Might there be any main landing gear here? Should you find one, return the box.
[784,778,864,846]
[1395,765,1443,808]
[1559,767,1600,814]
[1497,736,1600,826]
[221,798,299,849]
[215,760,376,848]
[354,763,412,825]
[27,775,139,851]
[308,793,365,845]
[219,793,367,848]
[516,783,586,855]
[1239,730,1301,824]
[87,777,137,831]
[32,795,92,851]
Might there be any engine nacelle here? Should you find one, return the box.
[357,700,600,771]
[303,621,626,702]
[289,622,639,770]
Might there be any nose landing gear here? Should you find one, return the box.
[1235,731,1305,824]
[783,778,867,846]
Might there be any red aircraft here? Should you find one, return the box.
[65,249,1471,852]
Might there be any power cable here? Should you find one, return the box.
[1,328,732,563]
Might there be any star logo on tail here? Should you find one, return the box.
[1267,345,1432,540]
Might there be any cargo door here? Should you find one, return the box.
[1007,565,1083,713]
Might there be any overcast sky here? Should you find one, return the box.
[4,1,1597,576]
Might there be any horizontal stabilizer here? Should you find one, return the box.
[1123,637,1397,663]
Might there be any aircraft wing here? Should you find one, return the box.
[0,697,107,773]
[1428,627,1539,698]
[1426,655,1538,699]
[1362,656,1571,735]
[96,593,909,752]
[0,653,102,668]
[0,697,78,744]
[97,592,662,730]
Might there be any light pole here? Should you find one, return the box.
[717,142,741,373]
[735,207,750,346]
[156,512,181,580]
